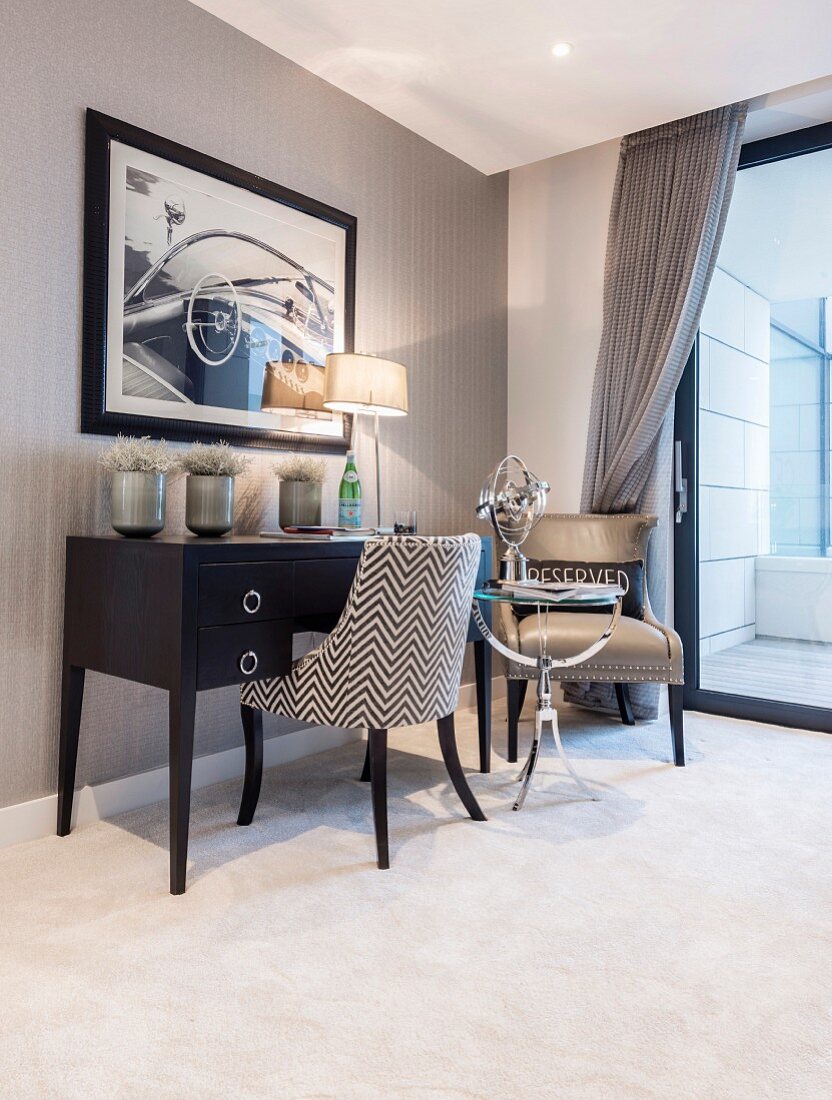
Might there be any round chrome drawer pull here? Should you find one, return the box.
[242,589,261,614]
[239,650,258,675]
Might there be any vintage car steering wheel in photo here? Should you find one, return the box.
[185,271,242,366]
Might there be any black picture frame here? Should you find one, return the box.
[81,109,355,452]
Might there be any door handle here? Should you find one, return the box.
[674,440,688,524]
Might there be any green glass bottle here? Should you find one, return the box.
[338,451,362,527]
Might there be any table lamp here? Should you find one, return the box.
[323,352,408,529]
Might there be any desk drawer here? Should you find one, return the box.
[294,558,358,617]
[198,562,293,626]
[196,620,293,690]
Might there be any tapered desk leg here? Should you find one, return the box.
[57,664,85,836]
[506,679,527,764]
[238,704,264,826]
[473,639,491,773]
[169,683,196,895]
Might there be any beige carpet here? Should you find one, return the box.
[1,703,829,1099]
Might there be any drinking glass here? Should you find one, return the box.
[393,510,417,535]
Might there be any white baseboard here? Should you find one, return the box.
[0,725,361,852]
[458,675,506,708]
[0,676,505,851]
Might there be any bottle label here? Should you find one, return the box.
[342,471,359,483]
[339,499,362,527]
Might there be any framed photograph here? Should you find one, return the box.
[81,110,355,452]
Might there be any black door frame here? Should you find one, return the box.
[674,119,832,733]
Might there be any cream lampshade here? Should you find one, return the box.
[323,352,408,528]
[323,353,408,417]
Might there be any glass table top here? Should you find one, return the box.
[474,581,623,608]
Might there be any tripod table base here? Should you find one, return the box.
[513,697,600,811]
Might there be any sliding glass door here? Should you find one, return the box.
[674,121,832,730]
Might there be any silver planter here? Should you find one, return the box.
[111,471,166,537]
[279,481,322,528]
[186,475,235,537]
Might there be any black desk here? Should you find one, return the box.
[58,535,492,893]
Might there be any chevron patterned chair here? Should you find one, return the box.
[237,533,486,869]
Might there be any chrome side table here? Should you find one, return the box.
[472,583,623,811]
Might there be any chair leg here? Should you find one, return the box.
[359,738,371,781]
[437,714,487,821]
[507,679,528,763]
[615,683,635,725]
[237,704,264,826]
[368,728,389,869]
[668,684,685,767]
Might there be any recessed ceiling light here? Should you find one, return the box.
[551,42,573,58]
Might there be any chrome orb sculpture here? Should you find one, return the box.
[475,455,550,581]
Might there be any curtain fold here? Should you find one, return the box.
[565,102,748,719]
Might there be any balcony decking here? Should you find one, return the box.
[700,635,832,708]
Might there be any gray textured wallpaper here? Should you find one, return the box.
[0,0,507,808]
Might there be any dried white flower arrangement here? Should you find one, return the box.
[272,455,327,483]
[179,441,252,478]
[98,435,177,474]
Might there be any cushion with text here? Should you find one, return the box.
[513,559,645,620]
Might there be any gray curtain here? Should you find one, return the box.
[566,102,748,719]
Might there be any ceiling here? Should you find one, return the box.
[745,75,832,143]
[187,0,832,174]
[718,145,832,303]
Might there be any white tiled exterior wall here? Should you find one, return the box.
[769,304,826,554]
[698,268,770,657]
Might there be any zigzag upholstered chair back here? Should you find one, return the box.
[238,534,486,869]
[241,534,482,731]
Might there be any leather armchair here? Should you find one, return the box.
[499,513,684,766]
